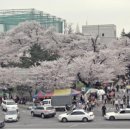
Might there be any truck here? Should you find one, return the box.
[43,95,73,111]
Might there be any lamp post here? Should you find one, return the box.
[98,24,99,37]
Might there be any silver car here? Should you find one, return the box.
[31,105,56,118]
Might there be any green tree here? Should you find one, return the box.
[16,85,33,101]
[125,32,130,39]
[3,44,59,68]
[30,44,45,64]
[20,56,33,68]
[121,28,126,37]
[30,44,59,63]
[20,44,59,68]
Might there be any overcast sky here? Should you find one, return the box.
[0,0,130,36]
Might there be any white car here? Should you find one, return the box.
[1,100,18,111]
[58,109,95,122]
[4,110,20,122]
[104,108,130,120]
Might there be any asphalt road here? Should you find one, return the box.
[1,104,130,129]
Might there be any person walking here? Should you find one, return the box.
[72,104,76,110]
[123,95,126,105]
[102,104,106,116]
[88,102,92,111]
[111,97,115,106]
[116,85,119,92]
[104,94,107,104]
[65,104,70,111]
[115,98,119,111]
[120,99,124,109]
[78,102,82,109]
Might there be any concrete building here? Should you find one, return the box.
[0,8,65,33]
[82,24,116,44]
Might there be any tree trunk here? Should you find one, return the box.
[77,72,89,87]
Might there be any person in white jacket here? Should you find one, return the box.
[115,98,119,111]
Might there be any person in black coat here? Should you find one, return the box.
[65,104,70,111]
[116,85,119,92]
[102,104,106,116]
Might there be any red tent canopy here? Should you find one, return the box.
[37,91,45,98]
[34,89,80,99]
[43,92,53,98]
[36,91,53,98]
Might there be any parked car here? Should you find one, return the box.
[31,105,56,118]
[27,102,36,110]
[0,120,5,128]
[104,108,130,120]
[28,105,36,110]
[1,99,18,111]
[4,110,20,122]
[58,109,95,122]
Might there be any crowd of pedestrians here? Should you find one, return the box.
[64,78,130,118]
[100,78,130,116]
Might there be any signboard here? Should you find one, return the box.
[126,85,130,89]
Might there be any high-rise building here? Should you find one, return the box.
[0,8,65,33]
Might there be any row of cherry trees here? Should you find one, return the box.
[0,21,130,90]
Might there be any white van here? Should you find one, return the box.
[1,100,18,111]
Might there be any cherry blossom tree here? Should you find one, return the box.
[0,21,130,91]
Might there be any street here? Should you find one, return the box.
[1,104,130,129]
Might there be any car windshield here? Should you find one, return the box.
[6,111,17,115]
[43,101,49,104]
[7,101,15,105]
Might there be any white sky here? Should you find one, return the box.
[0,0,130,37]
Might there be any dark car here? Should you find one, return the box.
[0,120,5,128]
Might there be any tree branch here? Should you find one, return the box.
[77,72,88,86]
[100,58,107,64]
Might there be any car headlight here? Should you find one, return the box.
[14,116,17,119]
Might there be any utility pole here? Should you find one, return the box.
[98,25,99,37]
